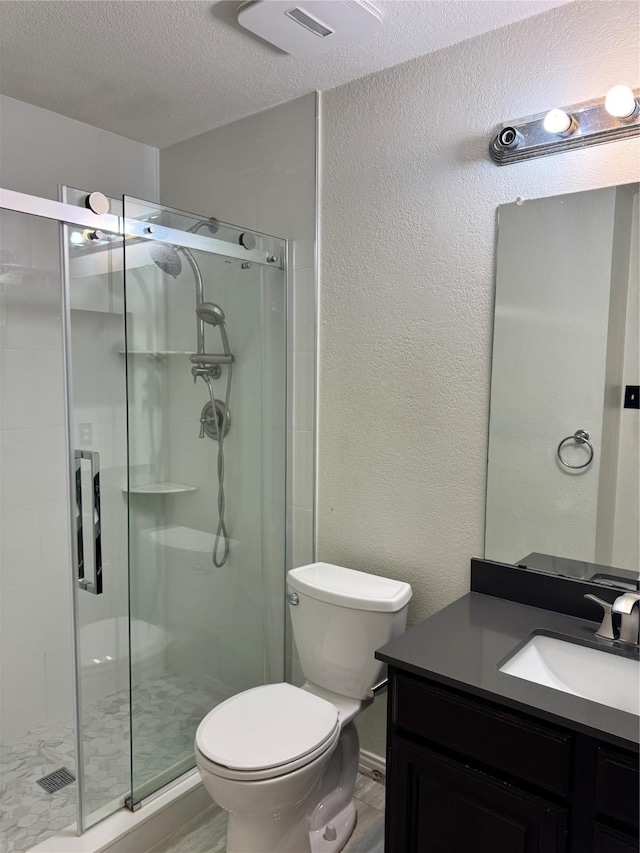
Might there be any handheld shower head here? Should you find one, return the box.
[196,302,226,326]
[196,302,232,356]
[149,243,182,278]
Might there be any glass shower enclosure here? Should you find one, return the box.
[0,186,287,849]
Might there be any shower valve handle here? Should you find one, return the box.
[192,364,222,383]
[192,365,210,384]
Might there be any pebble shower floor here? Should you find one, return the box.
[0,675,219,853]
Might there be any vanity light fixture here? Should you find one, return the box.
[490,87,640,165]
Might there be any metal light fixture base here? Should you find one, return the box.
[490,89,640,165]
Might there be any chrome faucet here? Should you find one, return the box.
[585,592,640,646]
[612,593,640,645]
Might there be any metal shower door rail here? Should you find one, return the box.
[0,187,121,232]
[0,188,279,266]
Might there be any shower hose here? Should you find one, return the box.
[203,365,232,567]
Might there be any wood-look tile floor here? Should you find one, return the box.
[146,774,385,853]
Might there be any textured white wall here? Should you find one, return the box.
[319,0,640,757]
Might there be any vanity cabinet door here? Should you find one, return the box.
[596,748,639,832]
[593,824,639,853]
[388,737,568,853]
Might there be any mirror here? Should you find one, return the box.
[486,183,639,590]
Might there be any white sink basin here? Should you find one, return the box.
[499,634,639,716]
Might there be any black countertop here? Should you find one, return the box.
[376,592,639,751]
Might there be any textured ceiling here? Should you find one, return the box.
[0,0,568,148]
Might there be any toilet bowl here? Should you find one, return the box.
[195,683,342,852]
[195,562,412,853]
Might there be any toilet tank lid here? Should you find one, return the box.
[288,563,412,612]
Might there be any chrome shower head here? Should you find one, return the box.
[149,243,182,278]
[196,302,226,326]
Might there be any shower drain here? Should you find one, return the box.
[36,767,75,794]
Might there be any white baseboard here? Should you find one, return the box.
[358,749,386,783]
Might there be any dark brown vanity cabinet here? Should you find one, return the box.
[385,670,639,853]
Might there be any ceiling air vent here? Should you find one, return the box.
[237,1,383,59]
[285,8,334,38]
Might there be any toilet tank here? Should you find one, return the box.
[287,563,412,700]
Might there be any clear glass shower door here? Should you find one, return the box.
[0,206,81,850]
[0,187,131,849]
[61,190,131,830]
[122,197,287,802]
[1,185,287,842]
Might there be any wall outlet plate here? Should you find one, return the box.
[624,385,639,409]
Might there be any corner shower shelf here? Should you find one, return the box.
[125,482,198,495]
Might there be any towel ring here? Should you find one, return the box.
[557,430,594,470]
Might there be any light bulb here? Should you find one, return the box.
[605,85,638,119]
[543,108,574,135]
[69,231,84,245]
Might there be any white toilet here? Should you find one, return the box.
[195,562,412,853]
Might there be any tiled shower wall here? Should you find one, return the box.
[159,93,318,681]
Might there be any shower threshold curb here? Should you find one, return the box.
[27,770,208,853]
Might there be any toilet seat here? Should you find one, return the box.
[196,724,341,783]
[195,683,340,782]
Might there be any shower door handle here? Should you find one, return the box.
[74,450,103,595]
